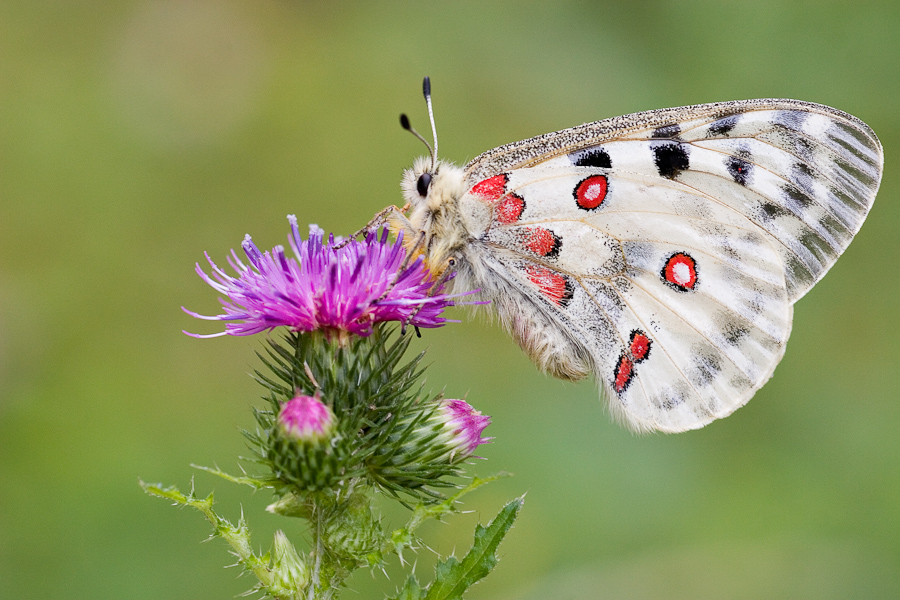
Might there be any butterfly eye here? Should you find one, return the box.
[417,172,432,197]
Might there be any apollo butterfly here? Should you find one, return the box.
[377,77,883,433]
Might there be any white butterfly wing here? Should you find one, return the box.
[465,99,882,301]
[459,100,881,432]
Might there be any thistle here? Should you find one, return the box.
[143,217,521,600]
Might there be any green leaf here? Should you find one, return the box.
[191,464,277,490]
[415,473,511,525]
[387,473,511,558]
[140,481,191,504]
[422,495,524,600]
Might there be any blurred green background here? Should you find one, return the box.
[1,1,898,598]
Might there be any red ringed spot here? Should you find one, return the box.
[495,193,525,224]
[661,252,698,291]
[525,264,573,306]
[613,354,634,394]
[574,175,608,210]
[523,227,561,258]
[629,330,651,363]
[470,173,508,202]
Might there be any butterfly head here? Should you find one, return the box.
[400,156,466,213]
[397,156,468,279]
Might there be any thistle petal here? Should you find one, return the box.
[185,216,472,338]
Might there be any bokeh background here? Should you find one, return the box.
[1,1,898,598]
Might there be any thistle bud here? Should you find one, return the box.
[269,530,310,596]
[436,399,492,458]
[267,393,345,492]
[278,393,334,441]
[370,398,491,495]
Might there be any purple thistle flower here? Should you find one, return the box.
[184,216,467,340]
[278,393,334,441]
[438,399,492,456]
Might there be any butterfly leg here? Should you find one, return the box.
[335,204,413,249]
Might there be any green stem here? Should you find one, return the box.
[310,501,324,600]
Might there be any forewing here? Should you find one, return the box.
[465,99,882,301]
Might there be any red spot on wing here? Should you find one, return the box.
[629,330,651,363]
[615,330,652,394]
[525,265,572,306]
[574,175,608,210]
[471,174,508,202]
[495,194,525,224]
[662,252,698,291]
[523,227,561,257]
[614,355,634,393]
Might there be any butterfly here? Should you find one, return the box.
[375,77,883,433]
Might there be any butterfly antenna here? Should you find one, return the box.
[422,76,439,170]
[399,113,434,165]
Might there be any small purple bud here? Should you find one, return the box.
[278,393,334,442]
[438,399,491,456]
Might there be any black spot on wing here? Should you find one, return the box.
[755,202,788,223]
[721,318,750,346]
[584,312,618,357]
[612,275,633,294]
[652,123,682,139]
[652,142,690,179]
[708,114,740,136]
[654,385,688,410]
[572,148,612,168]
[688,347,723,387]
[725,155,753,186]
